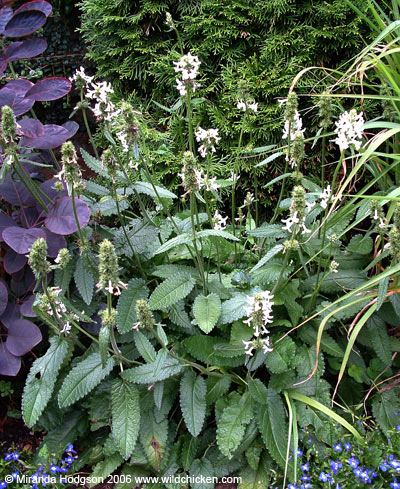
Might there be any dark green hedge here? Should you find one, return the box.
[79,0,371,185]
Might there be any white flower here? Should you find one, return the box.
[117,131,129,153]
[243,340,255,356]
[282,110,305,140]
[195,127,221,157]
[261,337,273,354]
[213,210,228,231]
[319,185,331,209]
[330,260,339,273]
[60,322,71,335]
[237,100,247,111]
[70,66,94,85]
[237,100,258,113]
[174,52,201,96]
[204,176,221,191]
[128,160,139,170]
[281,211,300,232]
[243,291,274,337]
[228,172,239,182]
[334,109,364,152]
[306,201,316,213]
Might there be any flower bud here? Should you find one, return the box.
[97,239,126,295]
[284,92,298,124]
[134,299,156,330]
[54,248,71,268]
[1,106,18,146]
[180,151,203,195]
[100,308,117,328]
[58,142,82,193]
[291,185,306,221]
[28,238,50,278]
[102,148,117,180]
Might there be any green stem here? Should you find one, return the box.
[272,124,291,223]
[13,162,49,212]
[71,187,85,244]
[190,193,207,293]
[81,88,99,159]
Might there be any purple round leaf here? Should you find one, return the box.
[12,97,35,116]
[25,77,72,102]
[15,1,52,17]
[0,86,19,107]
[19,124,70,149]
[18,118,44,138]
[0,303,20,328]
[2,226,46,254]
[0,213,16,241]
[4,38,47,61]
[4,10,46,37]
[20,294,36,318]
[22,207,40,227]
[4,248,28,273]
[0,280,8,316]
[0,6,13,35]
[39,179,67,207]
[44,229,66,257]
[0,173,36,206]
[0,60,8,77]
[6,78,34,94]
[0,345,21,376]
[45,196,90,235]
[62,120,79,138]
[6,319,42,356]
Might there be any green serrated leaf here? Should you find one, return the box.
[134,331,156,363]
[149,273,195,310]
[99,325,110,368]
[180,370,207,437]
[182,435,199,471]
[58,353,115,408]
[264,336,296,374]
[133,181,177,199]
[117,278,149,333]
[190,458,214,489]
[23,337,69,427]
[74,257,94,305]
[81,148,108,177]
[371,390,400,435]
[346,234,373,255]
[121,352,183,384]
[206,376,231,406]
[256,388,291,471]
[193,293,221,334]
[140,410,168,470]
[248,378,268,405]
[112,378,140,459]
[216,392,253,459]
[54,259,74,293]
[367,316,392,365]
[88,453,124,487]
[168,301,192,329]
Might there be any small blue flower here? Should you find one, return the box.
[380,462,390,472]
[301,476,311,482]
[391,459,400,471]
[49,464,60,474]
[319,472,332,483]
[64,455,74,465]
[333,443,342,452]
[300,462,309,472]
[396,425,400,432]
[344,442,351,451]
[329,460,343,474]
[348,457,359,468]
[11,471,19,480]
[335,485,342,489]
[0,482,7,489]
[59,466,68,473]
[307,438,312,444]
[390,479,400,489]
[288,484,297,489]
[293,449,303,456]
[65,444,77,454]
[4,453,12,461]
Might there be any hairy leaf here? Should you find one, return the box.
[117,278,149,333]
[180,370,207,437]
[149,273,195,310]
[193,293,221,334]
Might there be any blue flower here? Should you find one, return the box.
[11,471,19,480]
[49,464,60,474]
[333,443,342,452]
[390,479,400,489]
[335,485,342,489]
[319,472,332,483]
[307,438,312,444]
[344,442,351,451]
[65,444,77,454]
[288,484,298,489]
[64,455,74,465]
[348,457,359,468]
[301,476,311,482]
[397,425,400,431]
[390,459,400,472]
[300,462,309,472]
[293,449,303,456]
[0,482,7,489]
[329,460,343,474]
[380,463,390,472]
